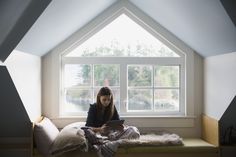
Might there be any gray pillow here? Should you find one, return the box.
[50,124,88,156]
[63,122,86,130]
[34,117,59,157]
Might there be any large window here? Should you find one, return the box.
[61,14,185,117]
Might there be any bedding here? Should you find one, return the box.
[120,132,183,147]
[51,133,183,157]
[81,126,183,157]
[33,118,183,157]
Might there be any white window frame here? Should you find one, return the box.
[43,0,196,128]
[61,56,185,117]
[60,5,186,117]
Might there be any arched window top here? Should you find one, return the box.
[65,14,180,58]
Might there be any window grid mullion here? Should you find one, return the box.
[120,63,127,113]
[92,64,95,102]
[152,65,155,112]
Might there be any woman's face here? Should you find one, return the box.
[100,95,111,108]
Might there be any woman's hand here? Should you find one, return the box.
[100,124,110,135]
[91,124,110,135]
[115,124,124,131]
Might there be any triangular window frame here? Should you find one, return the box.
[62,7,185,58]
[57,0,194,118]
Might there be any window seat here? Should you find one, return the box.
[33,138,219,157]
[32,114,220,157]
[118,138,218,154]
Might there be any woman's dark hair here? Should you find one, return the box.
[96,87,114,121]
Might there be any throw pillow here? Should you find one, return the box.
[34,117,59,156]
[50,123,88,156]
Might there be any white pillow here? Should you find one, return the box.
[34,117,59,156]
[63,121,86,130]
[50,123,88,156]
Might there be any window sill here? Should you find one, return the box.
[120,115,195,118]
[122,116,195,128]
[52,115,195,129]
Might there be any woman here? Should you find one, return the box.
[85,87,140,139]
[85,86,122,135]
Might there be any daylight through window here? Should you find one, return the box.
[61,14,185,117]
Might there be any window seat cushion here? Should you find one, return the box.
[119,138,218,154]
[33,138,219,157]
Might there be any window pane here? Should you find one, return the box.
[128,65,152,86]
[94,64,119,86]
[128,89,152,111]
[64,64,91,88]
[66,14,179,57]
[154,66,179,87]
[154,89,179,111]
[65,89,92,112]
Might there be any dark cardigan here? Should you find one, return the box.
[85,103,120,127]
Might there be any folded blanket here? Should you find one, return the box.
[83,128,120,157]
[83,126,140,157]
[83,128,183,157]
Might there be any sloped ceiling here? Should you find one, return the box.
[220,0,236,27]
[0,0,51,62]
[129,0,236,57]
[2,0,236,58]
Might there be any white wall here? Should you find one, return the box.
[5,50,41,122]
[204,51,236,120]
